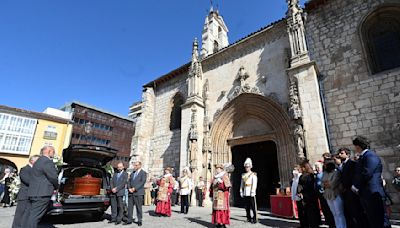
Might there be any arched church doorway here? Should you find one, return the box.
[209,93,297,208]
[231,140,279,209]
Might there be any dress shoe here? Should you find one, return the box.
[115,221,121,225]
[108,220,116,224]
[138,221,142,226]
[123,222,132,225]
[252,218,258,224]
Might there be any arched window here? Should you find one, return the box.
[361,6,400,74]
[170,93,184,130]
[213,40,219,53]
[218,26,222,39]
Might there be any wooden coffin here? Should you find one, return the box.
[64,174,102,196]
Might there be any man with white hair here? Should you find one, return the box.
[240,158,258,224]
[25,146,59,228]
[12,155,40,228]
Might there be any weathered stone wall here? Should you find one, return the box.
[202,21,291,121]
[132,87,155,172]
[147,73,188,176]
[305,0,400,217]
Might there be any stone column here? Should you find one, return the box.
[287,63,330,163]
[180,38,205,193]
[286,0,329,163]
[180,99,204,187]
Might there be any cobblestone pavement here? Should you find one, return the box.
[1,205,399,228]
[0,205,303,228]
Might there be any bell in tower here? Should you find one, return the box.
[201,6,229,57]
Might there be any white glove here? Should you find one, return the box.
[250,192,255,197]
[240,192,244,198]
[351,185,359,194]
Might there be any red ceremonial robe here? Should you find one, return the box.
[210,172,231,225]
[155,175,174,216]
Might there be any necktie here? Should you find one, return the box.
[133,171,138,180]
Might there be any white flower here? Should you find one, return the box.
[9,176,21,202]
[53,155,64,167]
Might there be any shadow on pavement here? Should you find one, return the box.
[147,210,159,217]
[186,217,214,228]
[39,212,105,226]
[258,218,299,228]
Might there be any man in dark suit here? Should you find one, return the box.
[337,148,366,228]
[110,162,128,225]
[12,155,40,228]
[351,136,387,228]
[25,146,59,228]
[125,161,147,226]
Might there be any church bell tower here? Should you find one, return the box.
[201,7,229,57]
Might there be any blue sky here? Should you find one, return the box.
[0,0,303,116]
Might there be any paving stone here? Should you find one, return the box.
[0,205,308,228]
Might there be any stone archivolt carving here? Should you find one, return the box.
[267,92,280,104]
[209,93,296,186]
[227,66,263,102]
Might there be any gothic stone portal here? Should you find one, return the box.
[231,141,279,208]
[209,93,297,200]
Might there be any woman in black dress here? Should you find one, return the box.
[0,168,13,207]
[298,160,321,228]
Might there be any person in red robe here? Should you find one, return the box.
[155,167,175,217]
[210,164,231,228]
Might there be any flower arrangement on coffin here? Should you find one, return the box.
[9,176,20,204]
[103,163,114,176]
[53,155,64,168]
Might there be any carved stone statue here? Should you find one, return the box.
[289,79,302,119]
[286,0,309,64]
[189,140,198,168]
[227,66,263,102]
[294,124,305,159]
[236,66,249,87]
[189,106,198,140]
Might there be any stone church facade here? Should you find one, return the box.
[131,0,400,213]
